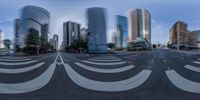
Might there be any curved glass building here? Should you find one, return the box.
[116,15,128,48]
[17,5,50,52]
[87,7,107,53]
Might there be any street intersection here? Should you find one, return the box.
[0,49,199,100]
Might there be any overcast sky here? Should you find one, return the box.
[0,0,200,45]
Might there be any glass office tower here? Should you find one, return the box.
[87,7,107,53]
[116,15,128,48]
[16,5,50,52]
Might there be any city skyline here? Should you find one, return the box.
[0,0,200,46]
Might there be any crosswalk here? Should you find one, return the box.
[166,58,200,93]
[0,52,199,94]
[66,55,152,92]
[0,55,55,94]
[0,53,152,93]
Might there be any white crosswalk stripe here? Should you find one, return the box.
[0,60,37,65]
[0,62,45,74]
[0,58,32,62]
[64,63,152,92]
[0,63,56,94]
[88,59,122,62]
[166,70,200,93]
[193,61,200,64]
[75,62,135,73]
[82,60,126,65]
[184,65,200,72]
[0,56,29,59]
[0,54,59,94]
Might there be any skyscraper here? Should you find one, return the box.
[87,7,107,53]
[0,30,4,48]
[53,34,59,50]
[63,21,80,48]
[128,8,151,44]
[116,15,128,48]
[17,5,50,52]
[14,19,20,53]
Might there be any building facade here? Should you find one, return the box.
[63,21,80,48]
[189,30,200,49]
[53,34,59,50]
[14,19,20,52]
[169,21,200,49]
[16,5,50,52]
[116,15,128,48]
[169,21,188,48]
[87,7,107,53]
[0,30,4,48]
[128,9,151,44]
[112,32,117,46]
[80,28,88,42]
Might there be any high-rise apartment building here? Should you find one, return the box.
[63,21,80,48]
[128,9,151,44]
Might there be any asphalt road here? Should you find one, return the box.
[0,49,200,100]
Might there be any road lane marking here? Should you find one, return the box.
[0,58,32,62]
[0,52,9,55]
[193,61,200,64]
[0,62,45,74]
[56,62,62,65]
[166,70,200,93]
[0,54,59,94]
[184,65,200,72]
[91,57,118,60]
[82,60,126,65]
[75,62,135,73]
[64,64,151,92]
[0,56,29,59]
[88,59,122,62]
[0,60,37,65]
[0,63,56,94]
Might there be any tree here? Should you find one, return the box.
[3,39,11,49]
[65,40,88,52]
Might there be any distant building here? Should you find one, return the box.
[63,21,80,49]
[112,32,117,45]
[53,34,59,50]
[169,21,200,49]
[49,34,58,50]
[80,28,88,42]
[60,41,64,51]
[169,21,188,48]
[189,30,200,49]
[16,5,50,52]
[87,7,107,53]
[14,19,20,52]
[49,38,54,49]
[128,8,151,44]
[0,30,4,48]
[116,15,128,48]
